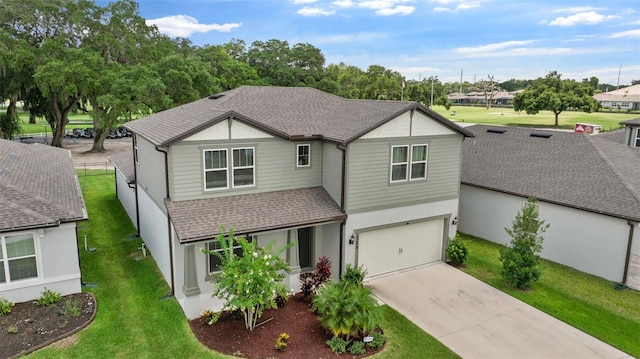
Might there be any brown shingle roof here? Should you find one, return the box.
[109,150,135,184]
[461,125,640,222]
[165,187,346,243]
[125,86,473,146]
[620,117,640,125]
[0,140,87,232]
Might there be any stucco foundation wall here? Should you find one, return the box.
[0,224,81,303]
[344,199,458,272]
[115,170,137,230]
[137,185,171,284]
[459,185,634,284]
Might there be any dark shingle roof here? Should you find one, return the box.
[461,125,640,222]
[109,150,135,184]
[0,140,87,232]
[620,117,640,125]
[125,86,473,146]
[165,187,346,243]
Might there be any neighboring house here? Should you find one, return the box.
[113,85,473,318]
[447,91,520,106]
[593,84,640,111]
[619,118,640,148]
[0,139,87,303]
[459,123,640,291]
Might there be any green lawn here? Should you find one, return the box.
[430,105,638,131]
[16,112,93,135]
[29,172,455,358]
[456,233,640,357]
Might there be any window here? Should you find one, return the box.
[390,146,409,182]
[204,149,228,190]
[207,236,254,274]
[0,233,38,283]
[133,135,139,164]
[390,145,428,183]
[232,148,255,187]
[298,227,314,271]
[297,144,310,167]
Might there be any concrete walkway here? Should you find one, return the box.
[366,262,631,359]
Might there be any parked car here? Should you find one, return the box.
[107,129,122,139]
[117,126,132,137]
[81,128,94,139]
[72,128,83,138]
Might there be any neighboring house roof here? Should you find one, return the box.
[461,125,640,222]
[620,117,640,125]
[594,84,640,102]
[165,187,346,243]
[125,86,473,146]
[597,128,627,145]
[109,150,135,184]
[0,139,87,232]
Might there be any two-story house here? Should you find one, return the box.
[112,86,473,318]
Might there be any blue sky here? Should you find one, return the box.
[115,0,639,86]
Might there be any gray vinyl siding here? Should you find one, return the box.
[136,135,167,210]
[169,138,323,201]
[322,143,342,205]
[346,135,463,213]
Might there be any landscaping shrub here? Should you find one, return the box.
[349,340,366,355]
[446,237,469,265]
[500,197,549,289]
[299,256,332,301]
[366,331,386,349]
[326,336,349,354]
[313,280,382,339]
[342,263,367,286]
[274,332,290,351]
[36,288,61,307]
[0,297,14,316]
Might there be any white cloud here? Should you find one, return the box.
[552,6,602,13]
[297,6,336,16]
[358,0,415,11]
[431,0,481,12]
[315,31,389,43]
[608,29,640,38]
[146,15,241,37]
[292,0,318,4]
[433,6,450,12]
[548,11,618,26]
[332,0,355,8]
[376,5,415,15]
[456,40,538,55]
[456,2,480,10]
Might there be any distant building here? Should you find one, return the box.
[448,91,521,106]
[593,84,640,111]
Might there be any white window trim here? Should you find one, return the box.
[296,144,311,168]
[203,148,229,191]
[409,144,428,181]
[0,232,40,285]
[232,147,256,188]
[634,128,640,148]
[390,144,428,183]
[207,235,254,275]
[133,135,139,165]
[390,145,409,183]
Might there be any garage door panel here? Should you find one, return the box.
[358,220,443,277]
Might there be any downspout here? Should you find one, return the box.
[337,144,347,278]
[132,135,140,234]
[620,221,636,287]
[156,145,175,297]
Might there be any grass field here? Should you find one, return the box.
[457,233,640,357]
[29,172,456,358]
[431,105,638,131]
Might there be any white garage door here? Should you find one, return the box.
[357,220,444,277]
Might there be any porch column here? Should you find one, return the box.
[287,229,301,290]
[182,244,201,297]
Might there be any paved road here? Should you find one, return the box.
[366,263,631,359]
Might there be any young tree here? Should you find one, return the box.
[513,71,599,126]
[500,197,550,289]
[204,227,292,331]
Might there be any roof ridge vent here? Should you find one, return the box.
[208,93,225,100]
[486,128,506,134]
[530,132,552,139]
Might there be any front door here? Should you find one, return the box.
[298,227,314,271]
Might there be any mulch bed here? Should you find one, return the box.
[0,292,96,358]
[189,293,384,359]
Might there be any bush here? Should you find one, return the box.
[366,331,386,349]
[446,238,469,265]
[349,340,366,355]
[342,264,367,286]
[300,256,332,300]
[326,336,349,354]
[274,332,290,351]
[36,288,61,307]
[0,297,14,316]
[200,309,219,325]
[500,197,549,289]
[313,280,382,339]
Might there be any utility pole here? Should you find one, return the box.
[430,76,438,108]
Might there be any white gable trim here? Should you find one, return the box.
[231,120,273,139]
[411,111,455,136]
[360,111,455,139]
[183,119,273,142]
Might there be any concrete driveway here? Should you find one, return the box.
[366,262,631,359]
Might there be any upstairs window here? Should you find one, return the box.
[204,149,228,190]
[232,148,255,187]
[0,233,38,283]
[390,144,428,183]
[297,144,311,167]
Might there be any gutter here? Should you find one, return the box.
[155,145,175,297]
[337,143,348,278]
[621,221,636,286]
